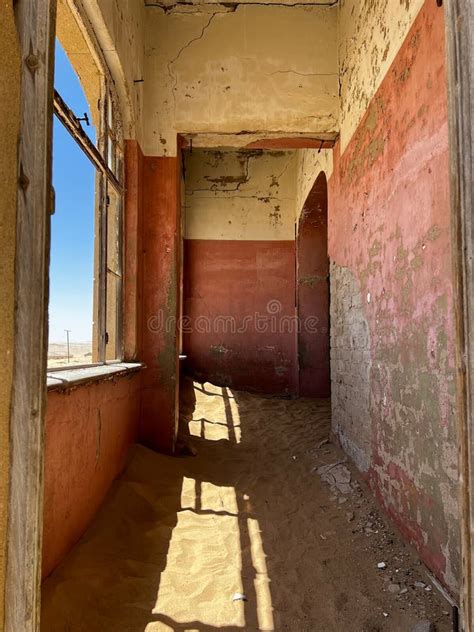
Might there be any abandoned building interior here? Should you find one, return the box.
[1,0,474,630]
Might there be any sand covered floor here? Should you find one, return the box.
[41,384,452,631]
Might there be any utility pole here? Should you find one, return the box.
[64,329,71,363]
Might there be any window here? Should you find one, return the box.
[47,33,123,369]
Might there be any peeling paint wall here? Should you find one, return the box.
[295,148,333,221]
[81,0,145,141]
[0,3,20,625]
[329,1,459,593]
[183,149,298,394]
[143,6,338,156]
[185,149,296,241]
[338,0,424,153]
[330,263,371,472]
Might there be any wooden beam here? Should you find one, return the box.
[444,0,474,629]
[5,1,56,631]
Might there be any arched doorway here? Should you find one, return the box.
[297,171,330,398]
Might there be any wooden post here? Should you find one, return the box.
[5,1,56,631]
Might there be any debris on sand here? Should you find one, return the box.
[316,461,352,494]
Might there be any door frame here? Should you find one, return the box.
[5,1,56,630]
[444,0,474,629]
[3,1,474,631]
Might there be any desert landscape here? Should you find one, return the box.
[47,342,93,368]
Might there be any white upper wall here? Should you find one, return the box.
[75,0,426,165]
[143,5,339,156]
[185,150,298,240]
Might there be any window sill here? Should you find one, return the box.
[47,362,145,392]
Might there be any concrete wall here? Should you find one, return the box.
[329,0,459,594]
[0,3,20,626]
[183,149,298,394]
[143,5,338,156]
[42,375,141,578]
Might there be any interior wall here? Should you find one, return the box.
[143,6,338,156]
[42,375,141,578]
[338,0,424,153]
[0,4,20,626]
[329,0,459,594]
[183,149,298,395]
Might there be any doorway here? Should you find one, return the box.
[297,171,330,398]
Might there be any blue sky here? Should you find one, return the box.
[49,41,97,344]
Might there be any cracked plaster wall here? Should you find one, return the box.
[183,149,298,393]
[184,149,297,240]
[143,6,338,156]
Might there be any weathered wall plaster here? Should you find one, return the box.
[143,5,338,156]
[79,0,145,141]
[185,149,297,241]
[295,148,333,221]
[56,0,102,128]
[42,375,141,578]
[330,263,372,472]
[338,0,424,153]
[328,1,459,593]
[0,3,20,625]
[184,149,298,394]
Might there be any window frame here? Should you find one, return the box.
[48,64,124,371]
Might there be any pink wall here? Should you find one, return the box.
[328,1,459,593]
[42,374,141,578]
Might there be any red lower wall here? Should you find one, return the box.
[184,239,297,395]
[328,1,459,593]
[42,374,141,578]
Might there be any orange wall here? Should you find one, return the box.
[42,374,141,578]
[140,155,181,454]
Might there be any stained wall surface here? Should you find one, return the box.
[183,149,298,394]
[0,3,20,626]
[42,375,141,578]
[143,6,338,156]
[81,0,145,140]
[338,0,424,152]
[329,0,459,593]
[39,0,461,600]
